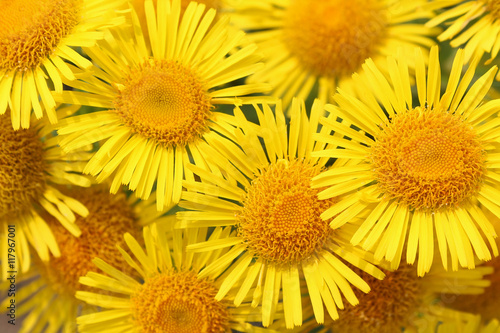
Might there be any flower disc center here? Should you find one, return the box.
[371,107,485,210]
[283,0,387,77]
[0,113,46,218]
[115,60,212,146]
[131,271,230,333]
[237,159,335,264]
[401,134,460,178]
[0,0,80,71]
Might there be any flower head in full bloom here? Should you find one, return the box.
[177,100,385,328]
[56,0,271,210]
[313,46,500,276]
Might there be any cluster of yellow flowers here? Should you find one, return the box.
[1,0,500,332]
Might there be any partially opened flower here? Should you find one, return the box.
[426,1,500,72]
[228,0,438,107]
[177,100,385,328]
[0,0,125,129]
[56,0,270,210]
[75,224,272,333]
[313,46,500,276]
[0,108,91,280]
[280,262,490,333]
[0,186,152,333]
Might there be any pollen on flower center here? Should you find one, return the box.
[115,60,212,146]
[0,0,80,71]
[0,113,46,219]
[131,271,230,333]
[237,159,335,264]
[330,264,421,333]
[37,187,140,296]
[282,0,387,77]
[371,107,485,211]
[403,134,461,177]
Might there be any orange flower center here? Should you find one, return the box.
[237,159,335,264]
[114,59,212,146]
[37,187,140,296]
[131,271,230,333]
[371,107,485,211]
[0,0,80,71]
[283,0,387,77]
[0,113,46,219]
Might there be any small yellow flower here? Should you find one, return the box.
[0,0,125,129]
[229,0,439,107]
[56,0,271,210]
[177,100,385,328]
[313,46,500,276]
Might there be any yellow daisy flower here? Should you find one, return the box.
[279,262,490,333]
[228,0,438,107]
[0,185,166,333]
[0,108,91,280]
[75,224,274,333]
[312,46,500,276]
[426,1,500,68]
[177,100,385,328]
[0,0,125,130]
[56,0,270,210]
